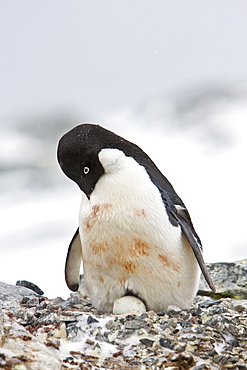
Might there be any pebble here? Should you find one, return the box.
[124,318,146,330]
[139,338,155,347]
[16,280,44,295]
[87,315,99,324]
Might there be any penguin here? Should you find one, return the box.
[57,123,215,313]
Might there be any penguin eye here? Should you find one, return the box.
[83,166,90,175]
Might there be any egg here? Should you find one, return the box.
[113,295,147,315]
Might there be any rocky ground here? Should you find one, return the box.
[0,260,247,370]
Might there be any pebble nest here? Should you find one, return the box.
[2,292,247,369]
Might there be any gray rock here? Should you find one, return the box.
[0,281,39,310]
[139,338,155,347]
[0,312,61,370]
[124,318,147,330]
[16,280,44,295]
[199,259,247,299]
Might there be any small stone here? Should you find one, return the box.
[38,300,48,309]
[66,323,78,339]
[157,311,166,316]
[16,280,44,295]
[87,315,99,324]
[198,299,223,308]
[20,297,30,304]
[86,338,95,345]
[142,357,159,366]
[52,323,67,339]
[171,352,195,366]
[229,338,240,348]
[0,354,6,367]
[174,342,187,352]
[236,363,247,370]
[124,319,146,330]
[233,304,246,312]
[12,365,27,370]
[193,364,211,370]
[168,318,177,328]
[208,306,227,315]
[25,297,40,308]
[181,321,193,328]
[214,354,229,364]
[159,338,174,350]
[93,342,101,349]
[129,361,142,366]
[226,323,247,337]
[137,328,148,336]
[139,313,149,319]
[139,338,154,347]
[45,338,60,350]
[204,315,225,329]
[105,319,120,331]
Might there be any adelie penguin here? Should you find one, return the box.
[57,123,215,313]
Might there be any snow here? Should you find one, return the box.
[0,86,246,299]
[57,314,119,362]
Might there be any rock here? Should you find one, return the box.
[16,280,44,295]
[124,318,147,330]
[139,338,155,347]
[0,281,40,310]
[199,259,247,300]
[87,315,99,324]
[0,312,61,370]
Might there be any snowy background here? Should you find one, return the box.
[0,1,247,299]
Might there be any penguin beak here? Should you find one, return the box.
[76,180,93,200]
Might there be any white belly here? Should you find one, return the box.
[79,151,200,312]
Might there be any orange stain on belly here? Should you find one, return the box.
[122,261,136,273]
[134,208,147,217]
[109,250,137,274]
[158,254,180,272]
[91,203,113,218]
[129,238,150,257]
[84,203,113,232]
[84,209,152,276]
[91,241,108,255]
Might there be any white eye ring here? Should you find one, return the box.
[83,166,90,175]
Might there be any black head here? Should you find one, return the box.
[57,123,162,197]
[57,124,106,196]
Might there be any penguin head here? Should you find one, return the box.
[57,124,105,196]
[57,123,156,197]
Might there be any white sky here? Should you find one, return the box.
[1,0,247,118]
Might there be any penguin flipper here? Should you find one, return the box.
[65,228,82,291]
[171,207,216,292]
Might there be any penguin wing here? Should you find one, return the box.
[65,228,82,291]
[147,173,215,292]
[171,205,215,292]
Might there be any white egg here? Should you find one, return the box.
[113,295,147,315]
